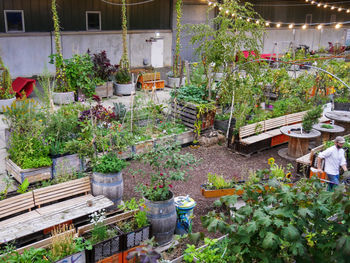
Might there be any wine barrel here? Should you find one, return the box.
[144,192,177,245]
[91,172,123,209]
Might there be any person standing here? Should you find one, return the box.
[317,136,348,191]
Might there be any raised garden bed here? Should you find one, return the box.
[51,153,84,178]
[200,184,244,198]
[5,158,52,184]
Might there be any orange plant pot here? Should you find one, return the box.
[201,185,244,198]
[122,245,145,263]
[96,253,123,263]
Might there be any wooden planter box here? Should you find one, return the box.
[200,184,244,198]
[5,158,52,184]
[122,225,151,250]
[172,102,216,131]
[95,82,113,98]
[55,251,86,263]
[51,153,84,178]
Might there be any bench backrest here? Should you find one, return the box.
[142,72,161,82]
[239,121,265,139]
[0,192,35,220]
[286,111,307,125]
[264,116,286,131]
[33,177,91,208]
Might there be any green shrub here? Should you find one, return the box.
[115,68,131,84]
[93,153,127,173]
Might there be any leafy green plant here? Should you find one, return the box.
[0,247,48,263]
[134,142,197,201]
[64,53,96,97]
[93,152,127,173]
[0,175,13,200]
[206,173,231,190]
[89,210,118,245]
[302,105,323,133]
[321,124,334,129]
[17,178,29,194]
[118,198,149,231]
[171,84,208,104]
[115,68,131,84]
[184,238,225,263]
[0,56,14,99]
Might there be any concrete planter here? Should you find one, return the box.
[167,77,186,88]
[52,91,75,105]
[0,97,16,113]
[113,82,135,96]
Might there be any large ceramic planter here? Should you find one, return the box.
[113,82,135,96]
[5,158,52,184]
[95,82,113,98]
[54,251,86,263]
[167,77,186,88]
[0,97,15,113]
[144,191,177,245]
[91,171,124,209]
[52,91,75,105]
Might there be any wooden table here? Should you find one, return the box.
[0,195,113,244]
[325,111,350,135]
[312,123,345,144]
[280,124,321,158]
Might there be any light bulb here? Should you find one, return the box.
[219,7,222,11]
[311,1,315,4]
[213,3,216,7]
[256,20,259,24]
[276,23,281,28]
[288,24,294,29]
[338,7,342,12]
[302,24,307,30]
[208,2,212,6]
[247,18,250,22]
[232,13,235,17]
[265,22,270,26]
[317,24,323,30]
[331,6,335,10]
[305,0,309,2]
[317,3,321,7]
[225,10,229,14]
[324,4,328,8]
[335,23,342,29]
[347,9,350,13]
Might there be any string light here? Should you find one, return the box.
[335,23,342,29]
[331,6,335,10]
[317,3,321,7]
[317,24,323,30]
[219,6,222,11]
[324,4,327,8]
[302,24,307,29]
[247,18,251,22]
[265,22,270,26]
[311,1,315,4]
[231,13,235,17]
[256,20,259,24]
[225,9,229,14]
[288,24,294,29]
[276,23,281,28]
[338,7,342,12]
[347,9,350,13]
[208,1,212,6]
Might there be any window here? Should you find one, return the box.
[86,12,101,31]
[305,14,312,25]
[4,10,25,32]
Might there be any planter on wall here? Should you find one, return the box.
[167,77,186,88]
[113,82,135,96]
[0,97,16,113]
[52,91,75,105]
[95,82,113,98]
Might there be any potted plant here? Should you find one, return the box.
[91,152,127,209]
[117,198,151,250]
[167,0,185,88]
[114,68,134,95]
[0,56,16,113]
[64,53,96,100]
[133,142,197,245]
[92,50,118,98]
[51,0,75,105]
[84,210,123,262]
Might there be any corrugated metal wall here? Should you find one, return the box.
[0,0,172,33]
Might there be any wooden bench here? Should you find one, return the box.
[0,177,113,245]
[137,72,164,91]
[233,111,329,156]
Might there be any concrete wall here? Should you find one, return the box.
[262,28,348,54]
[0,30,172,78]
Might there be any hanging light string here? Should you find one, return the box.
[304,0,350,13]
[207,1,348,29]
[100,0,155,6]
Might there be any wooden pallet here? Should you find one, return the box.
[138,72,165,90]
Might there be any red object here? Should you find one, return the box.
[271,134,289,147]
[238,51,277,62]
[12,77,36,98]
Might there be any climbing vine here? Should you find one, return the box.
[172,0,183,78]
[120,0,130,70]
[51,0,70,92]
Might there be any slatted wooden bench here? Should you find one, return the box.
[233,111,329,156]
[137,72,164,91]
[0,177,113,245]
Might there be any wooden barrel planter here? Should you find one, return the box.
[91,172,123,210]
[144,192,177,245]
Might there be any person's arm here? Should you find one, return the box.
[317,156,324,173]
[317,148,332,173]
[341,150,347,172]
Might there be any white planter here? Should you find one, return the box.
[52,91,75,105]
[0,97,16,113]
[167,77,186,88]
[113,82,135,95]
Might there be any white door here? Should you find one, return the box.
[151,39,164,68]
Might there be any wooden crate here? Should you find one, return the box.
[138,72,164,91]
[6,158,52,184]
[95,82,114,98]
[172,102,216,131]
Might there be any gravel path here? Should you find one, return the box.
[123,144,293,235]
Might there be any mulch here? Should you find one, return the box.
[122,144,293,236]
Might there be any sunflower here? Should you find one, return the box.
[268,157,275,166]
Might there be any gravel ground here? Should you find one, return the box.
[123,144,293,235]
